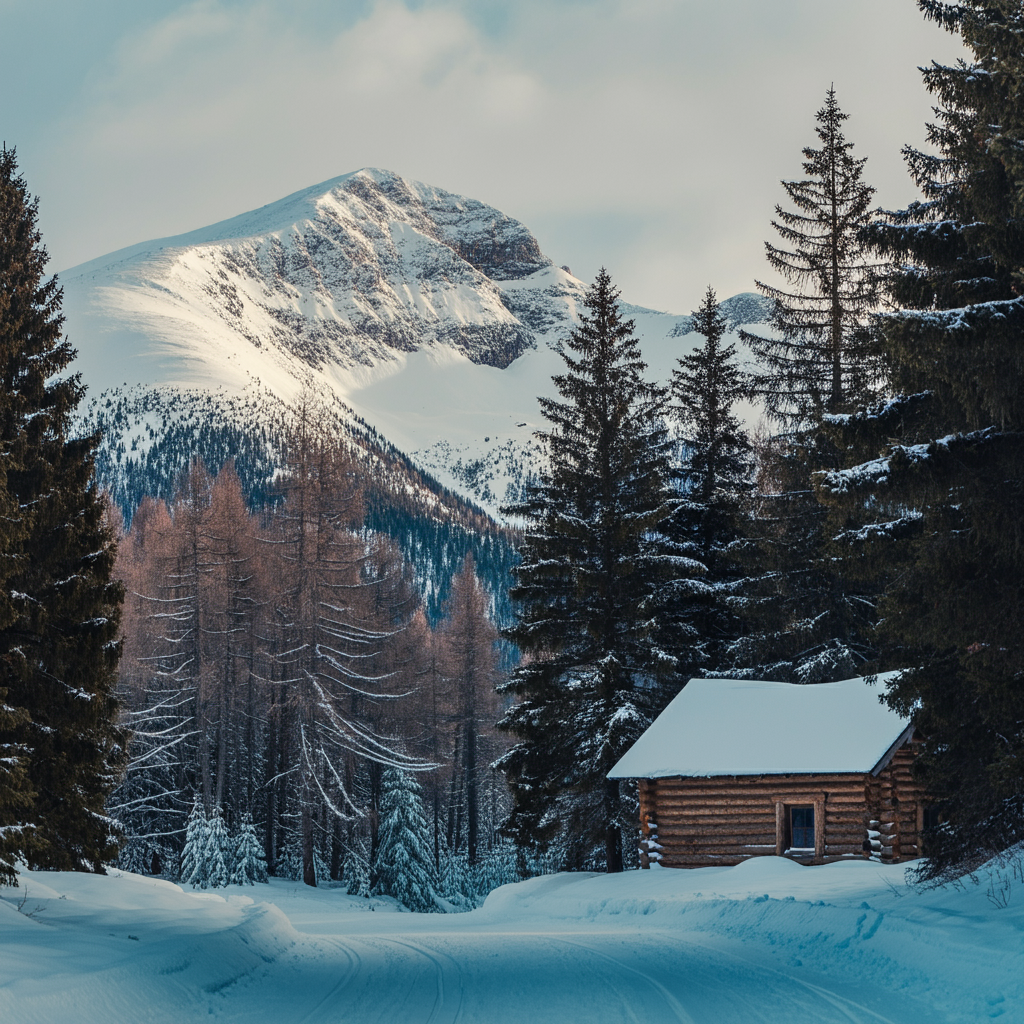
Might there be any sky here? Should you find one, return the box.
[1,0,966,314]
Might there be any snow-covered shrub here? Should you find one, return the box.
[230,815,268,884]
[202,809,230,888]
[179,796,208,887]
[179,798,236,888]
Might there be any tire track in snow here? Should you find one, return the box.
[295,936,361,1024]
[669,937,908,1024]
[279,926,916,1024]
[378,936,465,1024]
[548,935,697,1024]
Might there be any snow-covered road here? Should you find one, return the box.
[282,929,919,1024]
[2,858,1020,1023]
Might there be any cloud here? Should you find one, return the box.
[20,0,967,313]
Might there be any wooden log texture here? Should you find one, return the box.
[642,759,923,868]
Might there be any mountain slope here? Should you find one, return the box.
[62,167,768,517]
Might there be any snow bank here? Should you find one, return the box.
[480,857,1023,1021]
[0,871,300,1023]
[2,859,1021,1023]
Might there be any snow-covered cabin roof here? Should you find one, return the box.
[607,674,912,779]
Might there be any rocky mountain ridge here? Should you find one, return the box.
[62,168,769,519]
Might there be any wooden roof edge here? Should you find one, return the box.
[870,721,917,777]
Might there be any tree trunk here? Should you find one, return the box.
[215,661,229,812]
[301,801,317,887]
[605,779,623,873]
[830,120,843,411]
[447,731,461,854]
[465,720,478,865]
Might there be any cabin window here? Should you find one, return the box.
[790,806,815,850]
[774,796,824,858]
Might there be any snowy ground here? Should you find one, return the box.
[2,858,1021,1024]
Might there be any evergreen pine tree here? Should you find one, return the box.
[179,796,208,887]
[230,814,268,884]
[0,305,30,884]
[275,833,304,881]
[821,0,1024,878]
[372,768,437,913]
[117,836,149,875]
[438,844,474,909]
[735,91,882,683]
[472,841,519,900]
[342,841,370,896]
[0,683,31,885]
[665,286,752,672]
[0,146,125,872]
[202,808,230,889]
[498,268,684,872]
[742,87,880,427]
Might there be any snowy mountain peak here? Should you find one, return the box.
[61,167,554,398]
[62,170,769,517]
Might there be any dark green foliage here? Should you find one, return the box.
[498,268,682,872]
[664,286,752,673]
[0,155,32,880]
[91,404,280,519]
[733,92,883,684]
[0,690,32,884]
[742,87,881,427]
[0,146,125,873]
[734,429,879,684]
[372,768,437,912]
[821,0,1024,878]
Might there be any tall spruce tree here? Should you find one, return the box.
[743,86,880,427]
[0,150,35,884]
[0,146,124,873]
[820,0,1024,878]
[498,268,683,873]
[664,286,752,673]
[735,91,882,683]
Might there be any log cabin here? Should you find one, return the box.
[608,674,925,868]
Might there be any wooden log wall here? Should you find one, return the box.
[637,745,924,869]
[867,742,925,864]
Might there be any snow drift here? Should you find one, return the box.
[2,854,1019,1023]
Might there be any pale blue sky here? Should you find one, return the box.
[1,0,964,312]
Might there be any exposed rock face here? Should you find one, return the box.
[668,291,771,338]
[62,168,552,380]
